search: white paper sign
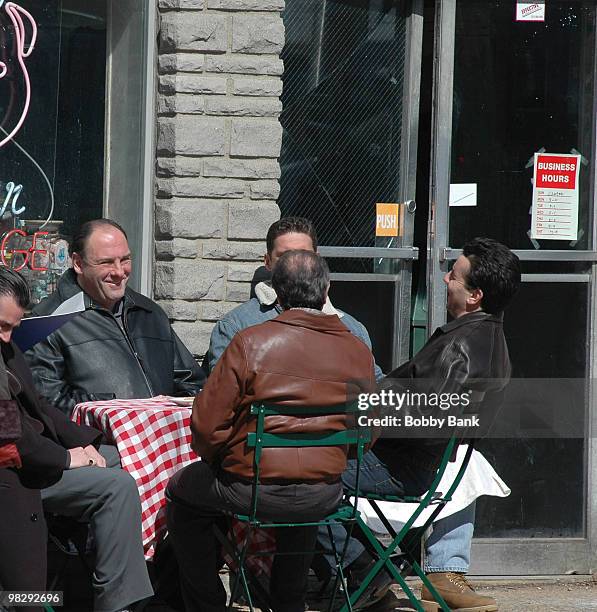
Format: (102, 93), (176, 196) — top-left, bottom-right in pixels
(531, 152), (580, 241)
(449, 183), (477, 207)
(516, 2), (545, 22)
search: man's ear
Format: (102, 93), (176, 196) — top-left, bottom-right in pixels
(72, 253), (84, 275)
(264, 252), (272, 271)
(467, 287), (483, 309)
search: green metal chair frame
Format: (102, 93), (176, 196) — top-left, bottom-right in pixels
(222, 401), (371, 612)
(342, 437), (476, 612)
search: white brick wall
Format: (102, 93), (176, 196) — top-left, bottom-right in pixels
(155, 0), (284, 356)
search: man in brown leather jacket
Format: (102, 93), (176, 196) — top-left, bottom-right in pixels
(166, 250), (376, 612)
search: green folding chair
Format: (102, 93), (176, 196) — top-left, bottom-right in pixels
(218, 401), (371, 612)
(342, 437), (476, 612)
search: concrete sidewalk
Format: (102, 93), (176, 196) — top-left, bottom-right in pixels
(143, 573), (597, 611)
(219, 574), (597, 611)
(377, 577), (597, 611)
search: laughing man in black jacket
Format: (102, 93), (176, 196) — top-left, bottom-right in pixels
(26, 219), (205, 415)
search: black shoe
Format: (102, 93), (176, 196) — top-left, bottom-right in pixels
(348, 553), (411, 610)
(348, 563), (393, 610)
(311, 552), (333, 585)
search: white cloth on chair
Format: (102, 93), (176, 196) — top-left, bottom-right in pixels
(353, 446), (510, 534)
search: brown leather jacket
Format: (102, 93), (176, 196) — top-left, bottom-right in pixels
(192, 309), (376, 482)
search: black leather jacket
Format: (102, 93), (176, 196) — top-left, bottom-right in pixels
(392, 311), (511, 392)
(25, 270), (206, 415)
(373, 311), (511, 493)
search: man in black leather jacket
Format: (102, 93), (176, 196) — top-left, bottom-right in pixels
(318, 237), (521, 611)
(25, 219), (205, 415)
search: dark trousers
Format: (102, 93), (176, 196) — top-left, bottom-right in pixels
(166, 461), (342, 612)
(41, 445), (153, 612)
(0, 468), (46, 612)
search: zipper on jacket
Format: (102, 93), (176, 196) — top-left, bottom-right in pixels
(93, 304), (155, 396)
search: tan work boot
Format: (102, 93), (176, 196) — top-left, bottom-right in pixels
(420, 572), (498, 611)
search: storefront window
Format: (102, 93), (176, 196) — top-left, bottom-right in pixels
(449, 1), (596, 250)
(0, 0), (154, 301)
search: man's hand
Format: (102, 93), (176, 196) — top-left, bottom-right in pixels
(84, 445), (106, 468)
(68, 447), (94, 469)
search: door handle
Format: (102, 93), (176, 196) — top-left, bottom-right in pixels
(405, 199), (416, 213)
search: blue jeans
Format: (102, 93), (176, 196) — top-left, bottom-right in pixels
(317, 451), (475, 574)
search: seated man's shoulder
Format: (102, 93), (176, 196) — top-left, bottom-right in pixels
(335, 309), (371, 343)
(127, 288), (166, 316)
(218, 297), (277, 331)
(337, 309), (366, 331)
(453, 314), (502, 344)
(343, 328), (377, 362)
(31, 269), (83, 316)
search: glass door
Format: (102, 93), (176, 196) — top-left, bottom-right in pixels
(279, 0), (424, 371)
(428, 0), (597, 574)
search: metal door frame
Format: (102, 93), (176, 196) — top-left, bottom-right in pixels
(428, 0), (597, 575)
(105, 0), (157, 296)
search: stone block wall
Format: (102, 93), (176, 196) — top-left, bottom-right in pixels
(154, 0), (284, 356)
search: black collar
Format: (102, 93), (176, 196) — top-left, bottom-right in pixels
(439, 311), (503, 334)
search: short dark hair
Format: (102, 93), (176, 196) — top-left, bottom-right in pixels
(70, 219), (128, 258)
(0, 267), (30, 309)
(462, 237), (521, 314)
(272, 250), (329, 311)
(266, 217), (318, 254)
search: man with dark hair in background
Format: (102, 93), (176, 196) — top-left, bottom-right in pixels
(206, 216), (382, 380)
(26, 218), (205, 415)
(0, 267), (153, 612)
(167, 250), (376, 612)
(318, 237), (521, 611)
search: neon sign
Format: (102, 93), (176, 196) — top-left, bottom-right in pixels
(1, 181), (25, 215)
(0, 1), (37, 148)
(1, 229), (48, 271)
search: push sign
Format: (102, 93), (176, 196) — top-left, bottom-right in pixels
(375, 203), (402, 237)
(531, 153), (580, 241)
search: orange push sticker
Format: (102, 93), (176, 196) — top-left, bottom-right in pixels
(376, 203), (401, 237)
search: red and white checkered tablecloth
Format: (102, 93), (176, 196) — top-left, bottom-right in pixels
(72, 397), (275, 575)
(73, 396), (197, 559)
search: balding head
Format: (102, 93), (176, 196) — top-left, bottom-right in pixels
(271, 250), (329, 311)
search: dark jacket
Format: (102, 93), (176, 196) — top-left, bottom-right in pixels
(373, 311), (511, 490)
(26, 269), (206, 415)
(2, 341), (101, 489)
(193, 309), (376, 483)
(0, 344), (99, 598)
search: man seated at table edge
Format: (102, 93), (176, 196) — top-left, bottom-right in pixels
(166, 250), (376, 612)
(26, 218), (205, 415)
(0, 266), (153, 612)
